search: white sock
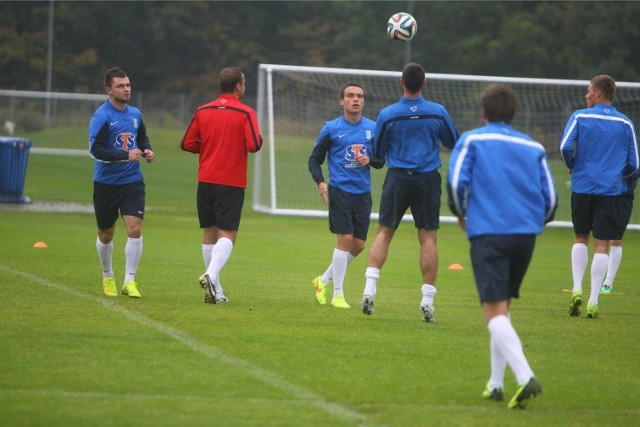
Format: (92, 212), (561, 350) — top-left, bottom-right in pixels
(321, 252), (356, 284)
(571, 243), (588, 293)
(205, 237), (233, 284)
(96, 237), (114, 278)
(124, 237), (143, 284)
(364, 267), (380, 296)
(421, 284), (436, 304)
(589, 253), (608, 305)
(604, 246), (622, 287)
(489, 333), (507, 389)
(487, 315), (534, 385)
(332, 249), (349, 297)
(203, 243), (224, 294)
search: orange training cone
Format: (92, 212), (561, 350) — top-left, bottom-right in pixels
(33, 241), (48, 248)
(448, 263), (464, 270)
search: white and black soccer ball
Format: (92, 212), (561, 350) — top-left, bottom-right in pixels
(387, 12), (417, 42)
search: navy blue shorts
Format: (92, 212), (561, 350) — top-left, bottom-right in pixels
(469, 234), (536, 303)
(328, 186), (372, 241)
(378, 168), (441, 230)
(93, 180), (146, 230)
(197, 182), (245, 231)
(571, 192), (627, 240)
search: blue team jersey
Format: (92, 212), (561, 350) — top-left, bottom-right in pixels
(308, 115), (377, 195)
(89, 100), (151, 185)
(560, 104), (639, 195)
(374, 96), (458, 172)
(448, 123), (557, 238)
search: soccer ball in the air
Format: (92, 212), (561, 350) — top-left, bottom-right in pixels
(387, 12), (417, 42)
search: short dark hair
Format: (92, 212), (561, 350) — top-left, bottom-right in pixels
(590, 74), (616, 101)
(104, 67), (127, 88)
(481, 83), (517, 123)
(401, 62), (426, 94)
(340, 83), (364, 99)
(218, 67), (244, 93)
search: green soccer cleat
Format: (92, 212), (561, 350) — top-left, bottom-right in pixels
(122, 281), (141, 298)
(586, 302), (599, 318)
(508, 377), (542, 409)
(103, 277), (117, 297)
(600, 284), (612, 294)
(360, 294), (375, 315)
(312, 276), (327, 305)
(569, 290), (583, 317)
(482, 383), (504, 401)
(330, 294), (351, 308)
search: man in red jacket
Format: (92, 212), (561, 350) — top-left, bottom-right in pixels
(181, 67), (263, 304)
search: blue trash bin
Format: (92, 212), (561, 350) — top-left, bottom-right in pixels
(0, 137), (31, 203)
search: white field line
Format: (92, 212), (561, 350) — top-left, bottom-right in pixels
(0, 264), (374, 427)
(30, 147), (88, 156)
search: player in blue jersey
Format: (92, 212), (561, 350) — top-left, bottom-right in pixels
(448, 83), (557, 409)
(560, 74), (639, 318)
(89, 67), (155, 298)
(359, 63), (458, 321)
(308, 83), (383, 308)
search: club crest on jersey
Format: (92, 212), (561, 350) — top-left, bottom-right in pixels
(410, 106), (418, 112)
(114, 132), (137, 151)
(365, 130), (372, 140)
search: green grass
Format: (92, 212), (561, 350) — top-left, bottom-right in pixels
(1, 129), (639, 426)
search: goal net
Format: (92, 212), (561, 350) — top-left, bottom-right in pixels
(254, 64), (640, 229)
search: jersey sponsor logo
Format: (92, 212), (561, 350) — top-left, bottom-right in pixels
(114, 132), (137, 151)
(345, 144), (367, 168)
(110, 121), (118, 126)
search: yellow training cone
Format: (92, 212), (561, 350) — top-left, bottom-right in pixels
(448, 263), (464, 270)
(33, 241), (48, 248)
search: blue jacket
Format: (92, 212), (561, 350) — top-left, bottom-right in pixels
(308, 115), (382, 194)
(89, 100), (151, 185)
(448, 123), (557, 238)
(374, 96), (458, 173)
(560, 104), (638, 195)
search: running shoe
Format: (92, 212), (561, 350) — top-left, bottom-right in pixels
(569, 290), (583, 317)
(312, 276), (327, 305)
(103, 277), (117, 297)
(122, 281), (141, 298)
(330, 294), (350, 308)
(507, 377), (542, 409)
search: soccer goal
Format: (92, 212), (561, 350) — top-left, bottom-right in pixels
(254, 63), (640, 229)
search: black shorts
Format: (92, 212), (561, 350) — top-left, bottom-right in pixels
(378, 168), (441, 230)
(470, 234), (536, 303)
(571, 192), (627, 240)
(93, 180), (146, 230)
(328, 186), (372, 241)
(197, 182), (245, 231)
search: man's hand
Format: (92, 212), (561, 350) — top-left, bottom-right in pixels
(318, 182), (328, 206)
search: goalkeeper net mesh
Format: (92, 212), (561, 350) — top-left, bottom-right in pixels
(253, 64), (640, 228)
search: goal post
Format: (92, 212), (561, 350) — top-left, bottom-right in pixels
(253, 63), (640, 229)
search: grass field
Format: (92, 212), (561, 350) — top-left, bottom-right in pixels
(1, 129), (639, 426)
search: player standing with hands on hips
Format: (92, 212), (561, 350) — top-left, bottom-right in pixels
(560, 74), (638, 318)
(181, 67), (263, 304)
(448, 83), (557, 409)
(89, 66), (155, 298)
(308, 83), (383, 308)
(360, 62), (458, 321)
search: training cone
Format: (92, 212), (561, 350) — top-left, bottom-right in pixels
(33, 241), (48, 248)
(448, 263), (463, 270)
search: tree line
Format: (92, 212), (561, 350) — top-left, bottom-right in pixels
(1, 1), (639, 100)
